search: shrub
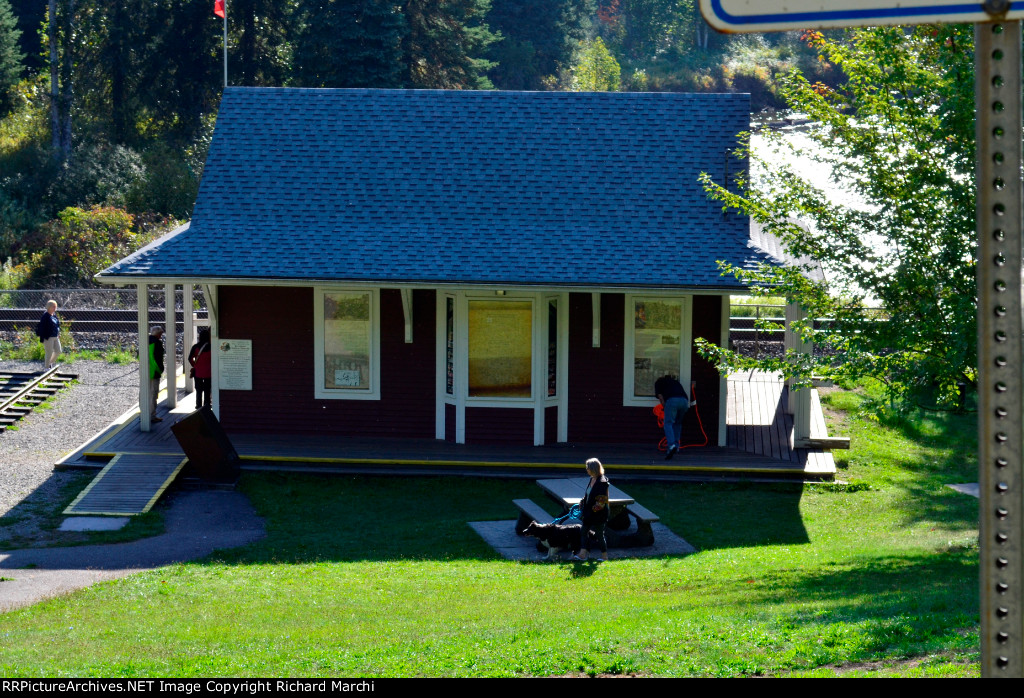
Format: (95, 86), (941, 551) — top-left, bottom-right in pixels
(45, 142), (146, 212)
(23, 206), (139, 287)
(124, 144), (199, 219)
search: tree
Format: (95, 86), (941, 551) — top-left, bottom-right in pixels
(486, 0), (591, 90)
(0, 0), (21, 113)
(47, 0), (72, 160)
(293, 0), (407, 88)
(23, 205), (143, 286)
(72, 0), (153, 145)
(700, 25), (977, 411)
(8, 0), (44, 73)
(133, 1), (222, 145)
(402, 0), (496, 89)
(230, 0), (297, 87)
(571, 35), (620, 91)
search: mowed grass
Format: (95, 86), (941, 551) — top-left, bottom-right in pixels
(0, 385), (980, 677)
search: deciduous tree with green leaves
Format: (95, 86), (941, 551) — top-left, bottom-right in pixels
(571, 35), (620, 91)
(700, 25), (977, 412)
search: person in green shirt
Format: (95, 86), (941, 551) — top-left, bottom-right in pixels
(148, 326), (165, 422)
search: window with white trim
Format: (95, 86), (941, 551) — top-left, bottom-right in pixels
(315, 288), (380, 400)
(624, 295), (691, 405)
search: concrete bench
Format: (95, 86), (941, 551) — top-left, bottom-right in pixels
(513, 498), (555, 534)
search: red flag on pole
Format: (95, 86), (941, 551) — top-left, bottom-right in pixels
(214, 0), (225, 18)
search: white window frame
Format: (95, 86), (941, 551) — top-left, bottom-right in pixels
(314, 287), (381, 401)
(623, 294), (692, 407)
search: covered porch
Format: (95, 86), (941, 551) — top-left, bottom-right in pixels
(58, 371), (837, 482)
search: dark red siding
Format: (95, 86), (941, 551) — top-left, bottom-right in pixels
(218, 286), (436, 437)
(689, 295), (723, 447)
(544, 405), (558, 445)
(566, 293), (722, 446)
(215, 286), (721, 447)
(464, 407), (533, 444)
(444, 402), (456, 441)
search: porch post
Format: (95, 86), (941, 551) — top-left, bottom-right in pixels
(786, 301), (812, 442)
(164, 283), (177, 409)
(718, 294), (729, 447)
(557, 291), (569, 443)
(533, 294), (544, 446)
(204, 284), (221, 420)
(138, 284), (150, 432)
(183, 283), (194, 395)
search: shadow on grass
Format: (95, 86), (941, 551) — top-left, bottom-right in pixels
(210, 473), (810, 565)
(820, 388), (980, 532)
(0, 470), (164, 550)
(625, 479), (810, 551)
(749, 550), (979, 659)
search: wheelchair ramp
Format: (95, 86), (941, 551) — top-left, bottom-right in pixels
(64, 454), (188, 516)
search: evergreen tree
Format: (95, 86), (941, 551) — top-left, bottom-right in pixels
(135, 0), (222, 144)
(487, 0), (591, 90)
(293, 0), (407, 88)
(8, 0), (42, 73)
(73, 0), (152, 144)
(0, 0), (22, 112)
(402, 0), (496, 89)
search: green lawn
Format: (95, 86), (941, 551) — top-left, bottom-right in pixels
(0, 385), (980, 677)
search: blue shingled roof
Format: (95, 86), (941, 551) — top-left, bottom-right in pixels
(99, 87), (765, 288)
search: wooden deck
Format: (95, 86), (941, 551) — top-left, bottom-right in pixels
(726, 371), (835, 478)
(57, 372), (836, 482)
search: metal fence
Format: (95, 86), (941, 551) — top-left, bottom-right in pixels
(0, 287), (208, 356)
(0, 292), (873, 357)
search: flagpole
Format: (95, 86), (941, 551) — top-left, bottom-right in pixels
(222, 0), (228, 88)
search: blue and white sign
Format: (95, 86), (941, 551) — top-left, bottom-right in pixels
(700, 0), (1024, 33)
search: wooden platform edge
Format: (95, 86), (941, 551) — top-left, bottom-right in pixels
(140, 457), (189, 513)
(56, 371), (186, 467)
(794, 436), (851, 450)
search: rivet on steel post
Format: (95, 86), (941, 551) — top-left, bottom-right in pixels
(976, 19), (1024, 678)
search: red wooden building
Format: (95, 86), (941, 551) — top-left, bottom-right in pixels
(98, 88), (772, 450)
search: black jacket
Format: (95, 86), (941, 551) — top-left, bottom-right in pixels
(581, 475), (610, 525)
(36, 312), (59, 340)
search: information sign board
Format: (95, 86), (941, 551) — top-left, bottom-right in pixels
(700, 0), (1024, 32)
(217, 338), (252, 391)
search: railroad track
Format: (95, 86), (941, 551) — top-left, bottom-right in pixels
(0, 367), (79, 429)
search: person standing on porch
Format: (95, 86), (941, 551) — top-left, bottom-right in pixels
(573, 458), (610, 563)
(148, 326), (165, 423)
(188, 328), (212, 411)
(655, 374), (690, 460)
(36, 300), (61, 369)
